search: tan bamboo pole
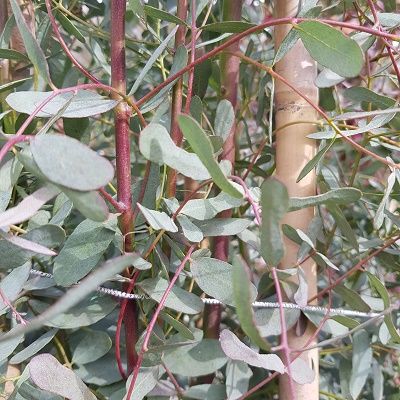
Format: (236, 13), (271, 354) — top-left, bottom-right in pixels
(203, 0), (243, 341)
(274, 1), (319, 399)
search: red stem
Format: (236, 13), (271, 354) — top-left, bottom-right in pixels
(115, 271), (140, 379)
(166, 0), (188, 198)
(229, 175), (261, 225)
(126, 245), (196, 398)
(110, 0), (137, 372)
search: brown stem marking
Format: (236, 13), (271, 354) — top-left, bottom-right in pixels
(110, 0), (137, 372)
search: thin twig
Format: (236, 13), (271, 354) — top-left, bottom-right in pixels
(271, 267), (295, 400)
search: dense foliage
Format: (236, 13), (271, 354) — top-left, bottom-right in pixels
(0, 0), (400, 399)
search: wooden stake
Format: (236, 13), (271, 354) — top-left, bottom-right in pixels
(274, 1), (319, 399)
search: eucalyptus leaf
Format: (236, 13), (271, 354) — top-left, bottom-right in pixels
(138, 277), (204, 315)
(123, 367), (159, 400)
(192, 257), (257, 306)
(0, 254), (135, 339)
(0, 231), (56, 256)
(289, 188), (362, 211)
(128, 27), (178, 95)
(144, 5), (188, 26)
(28, 354), (96, 400)
(9, 329), (58, 364)
(137, 203), (178, 232)
(53, 218), (116, 286)
(71, 330), (112, 365)
(215, 100), (235, 141)
(260, 178), (289, 266)
(194, 218), (251, 236)
(367, 273), (400, 343)
(220, 330), (284, 372)
(0, 157), (23, 212)
(178, 115), (242, 198)
(6, 90), (118, 118)
(9, 0), (51, 84)
(232, 257), (268, 350)
(31, 134), (114, 192)
(180, 191), (242, 220)
(176, 214), (203, 242)
(308, 111), (396, 139)
(296, 21), (364, 78)
(0, 263), (31, 311)
(225, 360), (253, 400)
(139, 123), (210, 181)
(0, 225), (65, 270)
(0, 184), (60, 229)
(349, 330), (372, 399)
(0, 327), (23, 362)
(334, 285), (371, 313)
(163, 339), (227, 377)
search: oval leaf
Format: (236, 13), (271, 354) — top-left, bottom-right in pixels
(296, 21), (364, 78)
(31, 134), (114, 191)
(220, 330), (284, 373)
(6, 90), (118, 118)
(139, 123), (210, 181)
(29, 353), (96, 400)
(261, 178), (289, 266)
(138, 277), (204, 315)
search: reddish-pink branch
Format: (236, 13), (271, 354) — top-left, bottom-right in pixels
(126, 245), (196, 398)
(310, 234), (400, 302)
(234, 51), (400, 171)
(184, 0), (197, 114)
(366, 0), (400, 84)
(0, 135), (31, 165)
(0, 289), (27, 325)
(135, 17), (400, 108)
(44, 0), (100, 84)
(99, 188), (127, 213)
(229, 175), (261, 225)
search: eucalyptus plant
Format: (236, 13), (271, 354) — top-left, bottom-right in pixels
(0, 1), (400, 399)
